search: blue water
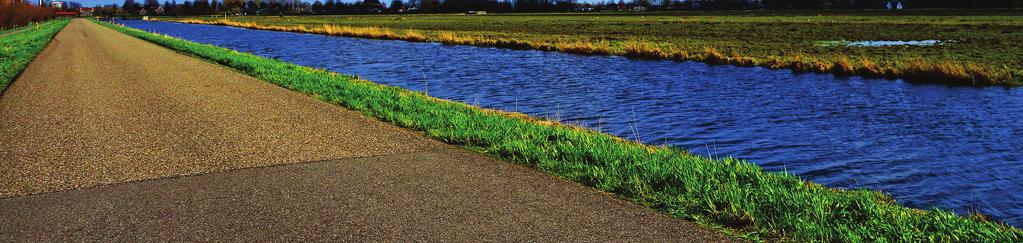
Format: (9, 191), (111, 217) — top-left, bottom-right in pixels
(118, 20), (1023, 226)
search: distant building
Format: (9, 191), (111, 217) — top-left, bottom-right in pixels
(886, 0), (904, 10)
(48, 0), (61, 8)
(79, 7), (94, 16)
(363, 0), (385, 13)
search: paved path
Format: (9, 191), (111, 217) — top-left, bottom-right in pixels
(0, 19), (737, 241)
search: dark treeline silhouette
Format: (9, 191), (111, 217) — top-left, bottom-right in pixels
(760, 0), (1019, 9)
(101, 0), (1022, 16)
(99, 0), (383, 16)
(1, 2), (56, 29)
(61, 1), (85, 9)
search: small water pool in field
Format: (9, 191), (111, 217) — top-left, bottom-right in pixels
(119, 20), (1023, 226)
(817, 40), (944, 47)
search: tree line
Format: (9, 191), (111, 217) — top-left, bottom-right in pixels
(1, 2), (56, 29)
(90, 0), (1021, 16)
(759, 0), (1019, 9)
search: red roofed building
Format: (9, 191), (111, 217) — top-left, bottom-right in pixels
(79, 7), (94, 16)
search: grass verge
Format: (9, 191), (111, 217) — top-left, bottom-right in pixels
(165, 14), (1021, 87)
(0, 19), (68, 93)
(94, 19), (1023, 241)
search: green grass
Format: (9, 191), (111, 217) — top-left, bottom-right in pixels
(1, 21), (52, 36)
(0, 19), (69, 93)
(0, 26), (26, 36)
(160, 10), (1023, 86)
(95, 19), (1023, 241)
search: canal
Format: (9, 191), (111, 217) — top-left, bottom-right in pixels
(120, 20), (1023, 226)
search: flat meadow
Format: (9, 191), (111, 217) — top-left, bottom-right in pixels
(164, 10), (1023, 86)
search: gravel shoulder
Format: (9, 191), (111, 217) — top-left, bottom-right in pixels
(0, 19), (737, 241)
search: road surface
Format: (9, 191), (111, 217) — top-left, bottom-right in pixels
(0, 19), (737, 241)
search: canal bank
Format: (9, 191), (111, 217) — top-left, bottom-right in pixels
(0, 19), (736, 241)
(90, 19), (1022, 241)
(119, 19), (1023, 227)
(166, 16), (1020, 87)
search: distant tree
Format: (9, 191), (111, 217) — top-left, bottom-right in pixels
(95, 4), (121, 16)
(658, 0), (670, 9)
(123, 0), (140, 14)
(222, 0), (243, 14)
(389, 0), (403, 11)
(213, 0), (221, 14)
(144, 0), (160, 12)
(243, 0), (257, 14)
(497, 0), (512, 11)
(420, 0), (439, 11)
(162, 1), (174, 13)
(324, 0), (336, 13)
(181, 1), (193, 14)
(171, 2), (188, 14)
(312, 0), (324, 13)
(554, 0), (573, 11)
(0, 2), (56, 29)
(124, 0), (1023, 15)
(193, 0), (209, 14)
(63, 1), (83, 10)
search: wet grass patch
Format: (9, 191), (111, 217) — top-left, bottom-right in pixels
(95, 19), (1023, 242)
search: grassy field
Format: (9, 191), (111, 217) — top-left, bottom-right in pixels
(96, 19), (1023, 241)
(161, 10), (1023, 86)
(0, 19), (68, 93)
(0, 25), (27, 36)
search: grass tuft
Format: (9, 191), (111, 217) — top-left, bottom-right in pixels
(833, 57), (855, 75)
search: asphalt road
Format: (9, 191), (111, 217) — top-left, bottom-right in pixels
(0, 19), (737, 241)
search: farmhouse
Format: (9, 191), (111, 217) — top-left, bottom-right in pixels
(363, 0), (385, 13)
(79, 7), (94, 17)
